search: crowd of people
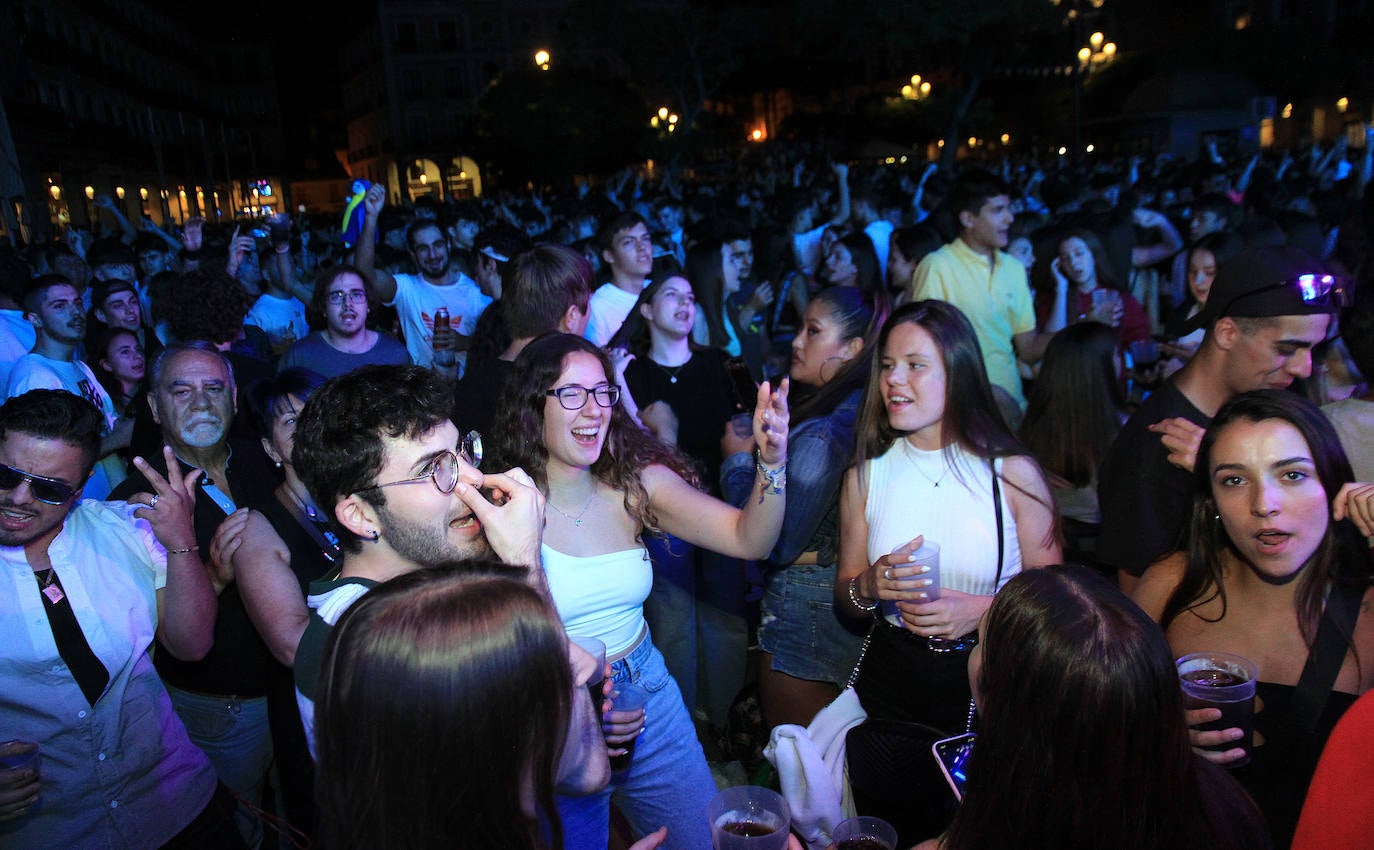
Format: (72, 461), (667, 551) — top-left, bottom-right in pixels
(1, 136), (1374, 850)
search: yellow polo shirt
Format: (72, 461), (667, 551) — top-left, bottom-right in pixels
(907, 238), (1035, 407)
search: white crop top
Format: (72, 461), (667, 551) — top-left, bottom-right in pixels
(541, 544), (653, 657)
(864, 440), (1021, 596)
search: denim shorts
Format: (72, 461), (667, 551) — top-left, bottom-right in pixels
(557, 630), (716, 850)
(757, 563), (866, 688)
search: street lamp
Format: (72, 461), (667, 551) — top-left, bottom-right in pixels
(534, 49), (550, 71)
(900, 74), (933, 101)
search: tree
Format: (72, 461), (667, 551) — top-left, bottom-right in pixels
(476, 67), (648, 186)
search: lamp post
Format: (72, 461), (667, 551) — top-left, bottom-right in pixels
(534, 49), (551, 71)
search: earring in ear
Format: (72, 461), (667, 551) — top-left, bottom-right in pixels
(370, 530), (381, 542)
(274, 460), (282, 469)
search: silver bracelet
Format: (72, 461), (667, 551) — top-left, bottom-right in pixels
(754, 451), (786, 503)
(847, 577), (877, 613)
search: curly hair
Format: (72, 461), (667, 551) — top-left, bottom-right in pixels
(164, 269), (254, 344)
(491, 333), (699, 534)
(293, 365), (454, 553)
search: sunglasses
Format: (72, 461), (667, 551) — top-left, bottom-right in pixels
(1217, 273), (1351, 318)
(0, 463), (78, 505)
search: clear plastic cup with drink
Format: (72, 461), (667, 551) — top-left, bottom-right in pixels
(880, 540), (941, 629)
(833, 815), (898, 850)
(1177, 651), (1258, 767)
(707, 785), (791, 850)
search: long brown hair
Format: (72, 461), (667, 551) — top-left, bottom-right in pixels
(1162, 391), (1373, 645)
(1019, 322), (1123, 488)
(492, 333), (700, 533)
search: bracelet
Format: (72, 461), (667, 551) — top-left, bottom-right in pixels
(166, 545), (199, 555)
(847, 577), (877, 613)
(754, 450), (786, 503)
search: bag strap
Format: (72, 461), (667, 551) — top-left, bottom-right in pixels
(1290, 580), (1363, 738)
(991, 459), (1005, 590)
(845, 622), (877, 691)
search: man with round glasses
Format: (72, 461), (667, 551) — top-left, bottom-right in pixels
(278, 265), (407, 380)
(1100, 245), (1345, 592)
(0, 390), (244, 848)
(283, 365), (585, 768)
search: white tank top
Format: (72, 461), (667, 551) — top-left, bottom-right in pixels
(864, 440), (1021, 595)
(541, 544), (653, 656)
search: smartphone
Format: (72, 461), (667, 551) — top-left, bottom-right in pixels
(932, 732), (976, 801)
(726, 356), (758, 412)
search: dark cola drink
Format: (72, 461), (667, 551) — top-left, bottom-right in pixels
(837, 838), (892, 850)
(586, 677), (604, 713)
(721, 821), (776, 837)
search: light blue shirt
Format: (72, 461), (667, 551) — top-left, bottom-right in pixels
(0, 500), (218, 849)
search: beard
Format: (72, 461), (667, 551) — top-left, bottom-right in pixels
(374, 500), (491, 567)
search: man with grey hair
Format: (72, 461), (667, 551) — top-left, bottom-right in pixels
(111, 341), (279, 848)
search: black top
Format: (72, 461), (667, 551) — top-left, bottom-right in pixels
(111, 438), (281, 696)
(452, 356), (514, 440)
(624, 348), (739, 491)
(1097, 380), (1209, 577)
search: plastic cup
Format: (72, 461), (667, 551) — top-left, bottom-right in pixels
(0, 740), (39, 772)
(1177, 651), (1258, 767)
(707, 785), (791, 850)
(1091, 288), (1122, 324)
(880, 540), (941, 628)
(608, 682), (648, 772)
(569, 636), (607, 711)
(833, 816), (898, 850)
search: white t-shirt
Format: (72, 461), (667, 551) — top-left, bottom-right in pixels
(245, 293), (309, 350)
(792, 226), (826, 276)
(0, 310), (37, 392)
(5, 353), (124, 498)
(584, 281), (646, 347)
(387, 272), (492, 369)
(865, 219), (895, 275)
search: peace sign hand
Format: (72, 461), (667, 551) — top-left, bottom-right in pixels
(130, 446), (200, 553)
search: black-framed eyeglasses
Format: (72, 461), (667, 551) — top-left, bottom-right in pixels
(1218, 273), (1352, 318)
(352, 431), (482, 496)
(0, 463), (77, 505)
(326, 289), (369, 306)
(546, 383), (621, 411)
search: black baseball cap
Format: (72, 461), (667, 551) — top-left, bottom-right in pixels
(1182, 245), (1348, 333)
(91, 277), (137, 307)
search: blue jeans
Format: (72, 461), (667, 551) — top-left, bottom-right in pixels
(758, 562), (865, 688)
(166, 687), (273, 849)
(557, 632), (716, 850)
(642, 535), (748, 729)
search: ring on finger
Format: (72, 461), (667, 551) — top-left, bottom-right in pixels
(884, 567), (893, 580)
(149, 494), (159, 509)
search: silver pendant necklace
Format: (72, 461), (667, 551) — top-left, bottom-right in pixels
(548, 492), (596, 527)
(906, 444), (950, 488)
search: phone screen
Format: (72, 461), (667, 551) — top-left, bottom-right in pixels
(727, 357), (758, 412)
(932, 732), (976, 801)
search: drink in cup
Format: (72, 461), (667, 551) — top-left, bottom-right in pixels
(569, 636), (607, 712)
(707, 785), (791, 850)
(1091, 288), (1122, 325)
(881, 540), (941, 629)
(608, 682), (648, 772)
(0, 741), (39, 772)
(833, 816), (897, 850)
(1177, 651), (1258, 767)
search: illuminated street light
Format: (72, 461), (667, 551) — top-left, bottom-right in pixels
(919, 81), (931, 96)
(49, 185), (61, 200)
(658, 107), (669, 121)
(534, 49), (551, 70)
(668, 114), (678, 125)
(1001, 133), (1011, 144)
(1089, 31), (1104, 50)
(85, 185), (95, 200)
(1282, 103), (1294, 119)
(116, 186), (125, 199)
(1337, 97), (1350, 113)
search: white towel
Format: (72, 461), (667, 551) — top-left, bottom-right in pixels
(764, 687), (867, 850)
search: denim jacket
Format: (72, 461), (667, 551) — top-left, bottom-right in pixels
(721, 388), (861, 566)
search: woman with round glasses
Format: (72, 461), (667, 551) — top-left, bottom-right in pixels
(278, 265), (408, 380)
(493, 332), (789, 850)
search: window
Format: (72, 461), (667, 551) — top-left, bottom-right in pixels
(402, 67), (423, 99)
(394, 20), (417, 53)
(408, 114), (430, 144)
(437, 20), (458, 51)
(442, 65), (465, 98)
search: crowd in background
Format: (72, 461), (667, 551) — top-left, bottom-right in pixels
(2, 134), (1374, 850)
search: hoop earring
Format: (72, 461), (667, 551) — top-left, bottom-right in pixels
(819, 355), (847, 384)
